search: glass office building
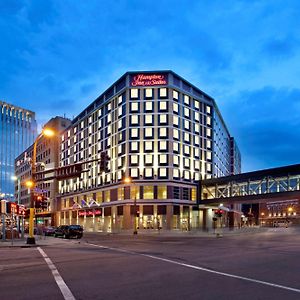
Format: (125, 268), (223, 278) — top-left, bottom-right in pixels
(58, 71), (241, 231)
(0, 101), (37, 198)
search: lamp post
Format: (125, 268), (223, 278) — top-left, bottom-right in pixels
(123, 177), (138, 235)
(26, 128), (55, 245)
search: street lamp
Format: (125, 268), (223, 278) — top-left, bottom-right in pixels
(123, 177), (138, 235)
(26, 127), (55, 245)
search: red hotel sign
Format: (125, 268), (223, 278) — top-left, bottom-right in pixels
(130, 74), (167, 87)
(78, 209), (102, 217)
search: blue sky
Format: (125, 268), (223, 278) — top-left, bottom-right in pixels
(1, 0), (300, 172)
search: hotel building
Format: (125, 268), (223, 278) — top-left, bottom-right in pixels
(58, 71), (241, 232)
(0, 101), (37, 199)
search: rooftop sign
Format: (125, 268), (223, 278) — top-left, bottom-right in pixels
(130, 74), (168, 87)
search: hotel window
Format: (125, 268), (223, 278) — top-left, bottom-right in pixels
(173, 90), (179, 100)
(195, 136), (200, 146)
(145, 88), (153, 98)
(98, 109), (102, 118)
(173, 155), (179, 166)
(130, 102), (139, 112)
(184, 132), (190, 143)
(184, 120), (190, 130)
(131, 186), (140, 200)
(130, 141), (139, 152)
(145, 101), (153, 112)
(144, 141), (153, 152)
(157, 186), (167, 199)
(194, 148), (200, 158)
(206, 105), (211, 114)
(184, 95), (190, 105)
(159, 101), (167, 111)
(173, 142), (179, 153)
(104, 190), (110, 202)
(107, 103), (111, 112)
(184, 170), (190, 180)
(159, 141), (167, 151)
(159, 168), (167, 178)
(144, 127), (153, 139)
(195, 173), (200, 181)
(194, 100), (200, 110)
(118, 106), (123, 117)
(145, 168), (153, 178)
(207, 163), (212, 172)
(159, 114), (167, 124)
(80, 121), (84, 129)
(184, 158), (190, 168)
(118, 157), (123, 168)
(145, 154), (153, 165)
(173, 129), (179, 140)
(195, 123), (200, 134)
(206, 116), (211, 126)
(195, 112), (200, 122)
(96, 192), (103, 203)
(159, 154), (167, 165)
(184, 145), (190, 155)
(131, 88), (139, 99)
(145, 114), (153, 125)
(130, 128), (139, 139)
(118, 119), (123, 130)
(195, 160), (200, 170)
(207, 151), (212, 160)
(130, 168), (139, 178)
(130, 115), (139, 125)
(159, 88), (167, 98)
(173, 115), (179, 127)
(118, 188), (125, 200)
(130, 155), (138, 165)
(184, 107), (190, 118)
(107, 113), (111, 124)
(173, 169), (180, 179)
(173, 102), (179, 114)
(206, 139), (212, 149)
(206, 128), (212, 137)
(118, 95), (123, 105)
(143, 186), (154, 199)
(159, 127), (167, 138)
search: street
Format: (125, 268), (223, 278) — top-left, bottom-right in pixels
(0, 227), (300, 300)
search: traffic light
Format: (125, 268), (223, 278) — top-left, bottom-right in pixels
(100, 151), (110, 172)
(35, 195), (42, 209)
(215, 209), (224, 218)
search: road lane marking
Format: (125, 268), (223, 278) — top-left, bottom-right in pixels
(37, 247), (76, 300)
(87, 243), (300, 294)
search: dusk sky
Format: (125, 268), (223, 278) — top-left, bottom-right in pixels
(1, 0), (300, 172)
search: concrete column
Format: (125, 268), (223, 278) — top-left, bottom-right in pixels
(166, 205), (173, 230)
(111, 206), (117, 232)
(123, 205), (131, 230)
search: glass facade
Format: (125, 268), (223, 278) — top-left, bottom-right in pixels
(0, 101), (37, 198)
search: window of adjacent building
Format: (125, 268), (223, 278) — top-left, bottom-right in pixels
(145, 88), (153, 98)
(184, 120), (190, 130)
(159, 101), (167, 111)
(130, 168), (139, 178)
(184, 107), (190, 118)
(130, 102), (139, 112)
(195, 112), (200, 122)
(107, 103), (112, 111)
(184, 132), (190, 143)
(184, 171), (190, 180)
(145, 154), (153, 165)
(195, 160), (200, 170)
(145, 168), (153, 178)
(130, 155), (138, 165)
(118, 120), (123, 130)
(173, 129), (179, 140)
(173, 115), (179, 127)
(118, 95), (123, 105)
(194, 100), (200, 109)
(159, 168), (167, 178)
(207, 163), (212, 172)
(184, 145), (190, 155)
(130, 128), (139, 138)
(159, 154), (167, 164)
(173, 102), (179, 114)
(159, 127), (167, 138)
(130, 115), (139, 125)
(159, 141), (167, 151)
(159, 88), (167, 98)
(131, 142), (139, 151)
(184, 158), (190, 168)
(143, 186), (154, 199)
(195, 136), (200, 146)
(173, 169), (180, 179)
(130, 186), (140, 200)
(145, 114), (153, 125)
(145, 101), (153, 112)
(145, 128), (153, 138)
(184, 95), (190, 105)
(173, 90), (179, 100)
(131, 89), (138, 99)
(145, 141), (153, 151)
(206, 116), (211, 126)
(206, 128), (212, 137)
(118, 188), (125, 200)
(107, 113), (111, 124)
(159, 114), (167, 124)
(195, 123), (200, 134)
(157, 186), (167, 199)
(206, 105), (211, 114)
(206, 139), (211, 149)
(173, 142), (179, 153)
(104, 190), (110, 202)
(173, 155), (179, 166)
(207, 151), (212, 160)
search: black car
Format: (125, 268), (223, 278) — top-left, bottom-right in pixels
(54, 225), (83, 239)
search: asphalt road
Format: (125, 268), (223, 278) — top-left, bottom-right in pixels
(0, 227), (300, 300)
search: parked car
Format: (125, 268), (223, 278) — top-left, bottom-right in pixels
(54, 225), (83, 239)
(43, 226), (56, 236)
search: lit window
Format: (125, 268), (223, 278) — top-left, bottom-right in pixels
(104, 190), (110, 202)
(195, 123), (200, 133)
(118, 120), (123, 129)
(98, 109), (102, 117)
(130, 186), (140, 199)
(173, 115), (179, 126)
(184, 107), (190, 117)
(195, 136), (200, 146)
(145, 101), (153, 111)
(159, 101), (167, 111)
(160, 88), (167, 97)
(173, 169), (179, 178)
(184, 132), (190, 142)
(145, 141), (153, 151)
(184, 170), (190, 180)
(173, 103), (179, 113)
(194, 148), (200, 158)
(118, 157), (122, 167)
(131, 142), (139, 151)
(207, 151), (212, 160)
(130, 168), (139, 178)
(206, 128), (211, 137)
(159, 154), (167, 164)
(118, 95), (123, 104)
(184, 158), (190, 168)
(145, 128), (153, 138)
(184, 95), (190, 105)
(159, 141), (167, 151)
(207, 140), (211, 149)
(173, 155), (179, 166)
(184, 120), (190, 130)
(118, 144), (122, 154)
(145, 115), (153, 125)
(194, 100), (200, 109)
(206, 105), (211, 114)
(195, 173), (200, 181)
(159, 168), (167, 178)
(131, 89), (138, 98)
(159, 127), (167, 138)
(145, 168), (153, 177)
(173, 90), (179, 100)
(191, 188), (197, 201)
(131, 102), (139, 112)
(143, 186), (154, 199)
(206, 116), (211, 126)
(195, 161), (200, 170)
(107, 103), (111, 111)
(130, 155), (138, 164)
(173, 129), (179, 140)
(131, 128), (139, 138)
(145, 88), (153, 98)
(207, 163), (212, 172)
(184, 145), (190, 155)
(107, 114), (111, 123)
(195, 112), (200, 122)
(145, 154), (153, 164)
(159, 114), (167, 124)
(157, 186), (167, 199)
(118, 106), (123, 117)
(131, 115), (139, 125)
(118, 188), (125, 200)
(173, 142), (179, 152)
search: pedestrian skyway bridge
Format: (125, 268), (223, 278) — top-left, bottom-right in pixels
(200, 163), (300, 205)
